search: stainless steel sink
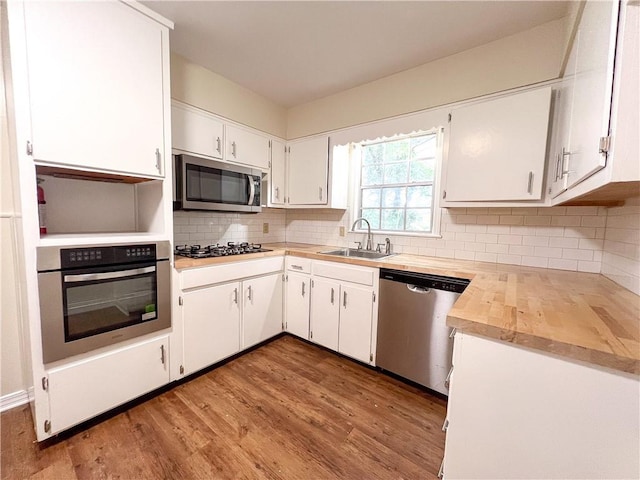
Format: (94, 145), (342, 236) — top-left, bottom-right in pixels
(319, 248), (394, 260)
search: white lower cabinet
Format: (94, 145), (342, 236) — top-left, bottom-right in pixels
(443, 332), (640, 479)
(309, 277), (340, 350)
(285, 272), (311, 339)
(182, 282), (241, 376)
(242, 273), (284, 349)
(310, 260), (378, 364)
(46, 335), (170, 436)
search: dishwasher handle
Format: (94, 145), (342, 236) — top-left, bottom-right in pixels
(407, 284), (431, 294)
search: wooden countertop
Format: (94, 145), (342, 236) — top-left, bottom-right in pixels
(174, 242), (640, 375)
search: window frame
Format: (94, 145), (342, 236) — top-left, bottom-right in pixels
(351, 128), (443, 238)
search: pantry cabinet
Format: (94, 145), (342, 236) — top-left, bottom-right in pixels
(442, 332), (640, 479)
(19, 0), (171, 178)
(442, 87), (551, 203)
(171, 102), (224, 160)
(242, 272), (284, 349)
(287, 136), (330, 205)
(46, 335), (170, 437)
(225, 124), (271, 171)
(181, 282), (241, 376)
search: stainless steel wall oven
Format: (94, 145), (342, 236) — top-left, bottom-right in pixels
(37, 241), (171, 363)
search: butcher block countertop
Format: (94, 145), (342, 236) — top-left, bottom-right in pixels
(175, 242), (640, 375)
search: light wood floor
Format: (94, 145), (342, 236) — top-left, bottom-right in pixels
(1, 335), (447, 479)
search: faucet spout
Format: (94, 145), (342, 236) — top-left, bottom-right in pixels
(351, 217), (373, 251)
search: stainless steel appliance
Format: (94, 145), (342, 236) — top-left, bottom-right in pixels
(173, 154), (262, 213)
(174, 242), (271, 259)
(377, 268), (469, 395)
(37, 241), (171, 363)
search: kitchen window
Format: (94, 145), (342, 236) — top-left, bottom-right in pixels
(355, 130), (440, 234)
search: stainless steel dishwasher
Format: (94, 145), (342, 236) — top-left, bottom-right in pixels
(376, 268), (469, 395)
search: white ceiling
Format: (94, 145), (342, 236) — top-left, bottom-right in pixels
(144, 1), (570, 108)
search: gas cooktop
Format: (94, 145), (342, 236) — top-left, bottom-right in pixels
(174, 242), (271, 259)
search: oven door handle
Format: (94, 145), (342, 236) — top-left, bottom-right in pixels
(247, 174), (255, 206)
(64, 266), (156, 283)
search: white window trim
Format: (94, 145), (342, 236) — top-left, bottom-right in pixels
(350, 127), (444, 238)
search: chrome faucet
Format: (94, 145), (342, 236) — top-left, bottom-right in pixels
(351, 217), (373, 251)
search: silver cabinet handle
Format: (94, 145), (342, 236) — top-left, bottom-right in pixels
(160, 344), (166, 365)
(561, 147), (573, 176)
(64, 265), (155, 283)
(437, 459), (444, 479)
(527, 171), (534, 194)
(233, 287), (238, 304)
(301, 282), (306, 297)
(232, 141), (237, 158)
(449, 327), (456, 339)
(554, 153), (562, 181)
(330, 287), (334, 305)
(343, 291), (347, 308)
(216, 137), (221, 154)
(247, 285), (252, 301)
(442, 418), (449, 432)
(318, 187), (323, 201)
(155, 148), (161, 174)
(444, 366), (454, 390)
(291, 265), (303, 270)
(275, 186), (280, 200)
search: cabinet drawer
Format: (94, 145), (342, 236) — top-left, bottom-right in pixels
(181, 256), (284, 290)
(312, 260), (375, 286)
(286, 256), (312, 273)
(47, 335), (169, 435)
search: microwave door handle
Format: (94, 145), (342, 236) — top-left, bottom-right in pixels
(247, 174), (255, 206)
(64, 265), (156, 283)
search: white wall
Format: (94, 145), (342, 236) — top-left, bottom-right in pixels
(602, 197), (640, 295)
(1, 2), (26, 399)
(287, 19), (567, 139)
(170, 53), (288, 138)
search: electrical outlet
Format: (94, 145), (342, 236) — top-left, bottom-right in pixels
(339, 226), (345, 237)
(263, 222), (269, 234)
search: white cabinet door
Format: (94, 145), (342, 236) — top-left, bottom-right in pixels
(338, 284), (374, 364)
(285, 272), (310, 339)
(270, 139), (287, 205)
(23, 1), (165, 177)
(242, 273), (283, 348)
(288, 136), (329, 205)
(445, 88), (551, 201)
(309, 277), (340, 350)
(444, 333), (640, 479)
(564, 0), (619, 189)
(225, 125), (270, 171)
(47, 336), (169, 436)
(171, 103), (224, 160)
(182, 282), (241, 376)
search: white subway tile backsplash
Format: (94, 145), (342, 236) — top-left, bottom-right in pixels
(522, 235), (549, 247)
(548, 258), (578, 271)
(508, 245), (535, 256)
(498, 234), (523, 245)
(533, 246), (563, 258)
(476, 215), (500, 225)
(497, 254), (522, 265)
(549, 237), (580, 248)
(486, 243), (510, 254)
(562, 249), (594, 261)
(524, 216), (551, 226)
(521, 256), (549, 268)
(499, 215), (524, 225)
(475, 252), (498, 263)
(551, 216), (581, 227)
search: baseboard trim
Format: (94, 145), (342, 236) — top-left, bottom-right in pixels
(0, 390), (29, 413)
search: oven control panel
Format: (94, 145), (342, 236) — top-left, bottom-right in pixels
(61, 244), (157, 268)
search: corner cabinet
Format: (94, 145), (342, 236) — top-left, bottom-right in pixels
(442, 332), (639, 479)
(442, 87), (552, 204)
(17, 1), (172, 178)
(550, 0), (639, 206)
(287, 136), (330, 205)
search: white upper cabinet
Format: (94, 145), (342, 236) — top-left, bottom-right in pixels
(551, 0), (638, 205)
(443, 87), (551, 203)
(563, 0), (619, 190)
(270, 139), (287, 206)
(225, 124), (271, 171)
(171, 103), (224, 160)
(287, 136), (330, 205)
(22, 1), (169, 178)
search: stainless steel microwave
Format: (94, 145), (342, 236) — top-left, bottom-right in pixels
(173, 154), (262, 213)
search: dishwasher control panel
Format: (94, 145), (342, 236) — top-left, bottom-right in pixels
(379, 269), (470, 293)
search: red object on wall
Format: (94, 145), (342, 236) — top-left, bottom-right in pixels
(37, 178), (47, 234)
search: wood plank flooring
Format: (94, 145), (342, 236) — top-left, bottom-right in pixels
(1, 336), (447, 479)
